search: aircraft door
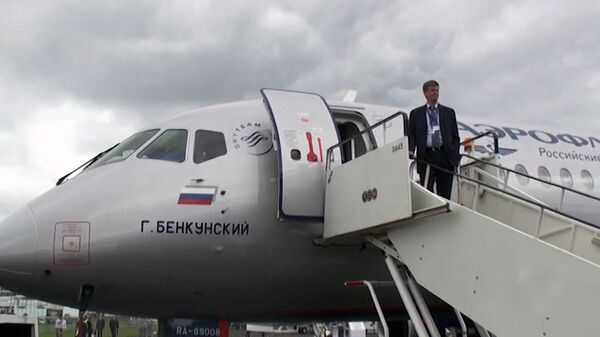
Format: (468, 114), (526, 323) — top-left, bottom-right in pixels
(261, 89), (341, 220)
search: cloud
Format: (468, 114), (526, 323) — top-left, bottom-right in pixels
(0, 100), (139, 219)
(0, 1), (329, 112)
(1, 0), (600, 219)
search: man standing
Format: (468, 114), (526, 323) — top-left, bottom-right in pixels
(109, 316), (120, 337)
(96, 314), (106, 337)
(55, 314), (67, 337)
(408, 80), (460, 199)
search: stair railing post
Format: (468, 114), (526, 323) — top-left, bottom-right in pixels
(362, 281), (389, 337)
(534, 206), (545, 238)
(405, 271), (441, 337)
(384, 256), (430, 337)
(503, 170), (510, 190)
(424, 164), (431, 190)
(453, 308), (467, 337)
(383, 122), (387, 145)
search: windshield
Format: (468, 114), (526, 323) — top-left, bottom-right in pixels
(138, 129), (188, 163)
(87, 129), (159, 169)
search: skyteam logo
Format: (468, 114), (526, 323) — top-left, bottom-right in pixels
(232, 122), (273, 156)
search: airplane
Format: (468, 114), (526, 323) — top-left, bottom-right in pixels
(0, 88), (598, 335)
(456, 115), (600, 224)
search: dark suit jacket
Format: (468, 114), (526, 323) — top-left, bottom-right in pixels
(408, 104), (460, 171)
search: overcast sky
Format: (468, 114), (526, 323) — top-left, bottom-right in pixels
(1, 0), (599, 220)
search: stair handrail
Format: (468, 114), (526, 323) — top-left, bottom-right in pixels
(326, 110), (409, 171)
(461, 131), (499, 154)
(461, 153), (600, 209)
(469, 166), (545, 205)
(413, 156), (600, 231)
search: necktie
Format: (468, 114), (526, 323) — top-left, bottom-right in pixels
(428, 106), (442, 147)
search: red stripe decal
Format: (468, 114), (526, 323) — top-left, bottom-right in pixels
(178, 198), (212, 205)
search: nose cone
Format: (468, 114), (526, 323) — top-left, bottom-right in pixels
(0, 206), (37, 292)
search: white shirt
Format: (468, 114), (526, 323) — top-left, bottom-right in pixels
(55, 318), (67, 329)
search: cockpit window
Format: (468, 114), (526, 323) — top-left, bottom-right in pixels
(138, 129), (188, 163)
(194, 130), (227, 164)
(89, 129), (159, 168)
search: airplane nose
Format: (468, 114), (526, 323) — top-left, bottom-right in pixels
(0, 205), (37, 292)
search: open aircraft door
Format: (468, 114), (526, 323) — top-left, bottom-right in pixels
(261, 89), (341, 220)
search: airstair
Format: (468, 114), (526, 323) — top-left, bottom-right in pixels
(322, 113), (600, 337)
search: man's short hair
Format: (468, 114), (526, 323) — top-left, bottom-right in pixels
(422, 80), (439, 92)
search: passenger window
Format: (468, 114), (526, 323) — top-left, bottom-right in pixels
(515, 164), (529, 185)
(538, 166), (551, 186)
(89, 129), (159, 168)
(559, 168), (573, 188)
(194, 130), (227, 164)
(138, 129), (188, 163)
(581, 170), (594, 190)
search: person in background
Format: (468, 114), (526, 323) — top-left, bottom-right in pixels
(54, 314), (67, 337)
(75, 314), (86, 337)
(95, 314), (106, 337)
(86, 316), (94, 337)
(408, 80), (460, 199)
(109, 316), (120, 337)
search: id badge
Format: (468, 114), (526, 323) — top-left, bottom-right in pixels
(432, 125), (440, 132)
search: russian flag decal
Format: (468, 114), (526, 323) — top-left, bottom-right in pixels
(178, 185), (218, 205)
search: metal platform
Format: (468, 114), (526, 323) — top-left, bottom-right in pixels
(322, 114), (600, 336)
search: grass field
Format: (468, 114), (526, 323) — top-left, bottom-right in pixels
(38, 319), (157, 337)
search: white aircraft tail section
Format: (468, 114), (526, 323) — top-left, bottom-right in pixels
(342, 90), (358, 103)
(322, 114), (600, 336)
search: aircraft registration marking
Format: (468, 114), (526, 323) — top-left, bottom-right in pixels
(164, 319), (229, 337)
